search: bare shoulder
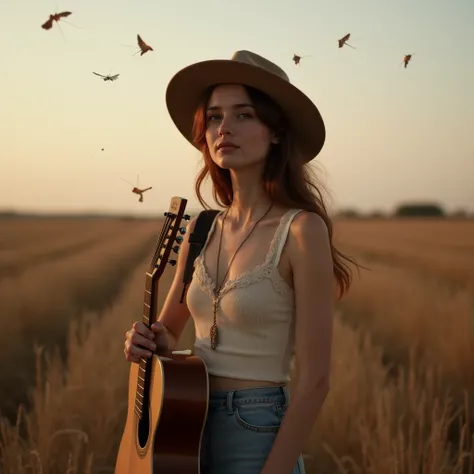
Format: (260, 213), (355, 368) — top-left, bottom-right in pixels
(285, 210), (333, 279)
(288, 211), (331, 253)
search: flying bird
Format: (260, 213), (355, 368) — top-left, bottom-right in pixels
(338, 33), (356, 49)
(292, 53), (312, 65)
(403, 54), (414, 68)
(93, 72), (120, 82)
(41, 11), (72, 30)
(135, 34), (153, 56)
(120, 175), (152, 203)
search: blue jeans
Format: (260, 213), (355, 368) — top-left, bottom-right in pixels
(200, 385), (306, 474)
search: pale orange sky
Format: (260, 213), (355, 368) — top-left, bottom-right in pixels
(1, 0), (473, 216)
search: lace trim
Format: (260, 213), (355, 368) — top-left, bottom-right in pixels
(194, 255), (293, 299)
(193, 209), (298, 300)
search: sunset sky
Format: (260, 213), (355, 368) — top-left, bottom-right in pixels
(1, 0), (473, 216)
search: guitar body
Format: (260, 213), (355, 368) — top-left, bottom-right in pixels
(114, 197), (209, 473)
(115, 352), (209, 474)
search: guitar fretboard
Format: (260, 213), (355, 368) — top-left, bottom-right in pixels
(134, 273), (154, 419)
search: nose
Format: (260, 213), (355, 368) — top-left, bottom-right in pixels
(217, 114), (233, 136)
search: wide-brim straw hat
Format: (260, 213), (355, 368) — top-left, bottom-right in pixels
(165, 50), (326, 163)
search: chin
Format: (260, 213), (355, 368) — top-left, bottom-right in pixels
(214, 152), (265, 171)
(220, 157), (263, 172)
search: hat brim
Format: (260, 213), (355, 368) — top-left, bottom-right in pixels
(165, 59), (326, 162)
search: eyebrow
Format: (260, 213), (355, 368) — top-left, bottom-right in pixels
(206, 103), (254, 111)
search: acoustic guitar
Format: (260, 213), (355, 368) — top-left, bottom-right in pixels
(115, 196), (210, 474)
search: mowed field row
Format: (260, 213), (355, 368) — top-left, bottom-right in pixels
(334, 219), (474, 289)
(0, 217), (473, 473)
(0, 220), (144, 278)
(333, 219), (474, 400)
(0, 217), (164, 421)
(0, 218), (132, 249)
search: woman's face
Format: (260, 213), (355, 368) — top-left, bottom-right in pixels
(205, 84), (279, 171)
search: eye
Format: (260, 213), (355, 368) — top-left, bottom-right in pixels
(238, 112), (253, 119)
(206, 114), (222, 122)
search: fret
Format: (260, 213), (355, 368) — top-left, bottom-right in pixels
(144, 275), (153, 293)
(135, 397), (143, 406)
(138, 375), (145, 383)
(143, 290), (152, 306)
(136, 391), (143, 399)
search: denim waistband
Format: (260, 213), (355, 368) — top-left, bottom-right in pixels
(208, 385), (290, 409)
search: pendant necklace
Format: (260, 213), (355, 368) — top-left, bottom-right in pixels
(210, 202), (274, 350)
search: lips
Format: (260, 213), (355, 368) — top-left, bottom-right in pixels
(217, 142), (239, 151)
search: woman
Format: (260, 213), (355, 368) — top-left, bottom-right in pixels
(124, 50), (358, 474)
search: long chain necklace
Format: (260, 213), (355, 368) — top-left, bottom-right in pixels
(210, 202), (274, 350)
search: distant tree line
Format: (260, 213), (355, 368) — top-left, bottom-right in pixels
(0, 202), (472, 220)
(335, 202), (473, 219)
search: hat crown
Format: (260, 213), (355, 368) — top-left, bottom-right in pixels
(230, 50), (290, 83)
(165, 49), (325, 162)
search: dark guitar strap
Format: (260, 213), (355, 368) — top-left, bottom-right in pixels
(179, 209), (220, 303)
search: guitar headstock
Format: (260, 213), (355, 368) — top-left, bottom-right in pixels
(148, 196), (190, 278)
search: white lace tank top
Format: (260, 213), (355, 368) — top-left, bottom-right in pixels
(186, 208), (303, 382)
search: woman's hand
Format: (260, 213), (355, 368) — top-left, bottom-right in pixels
(124, 321), (169, 363)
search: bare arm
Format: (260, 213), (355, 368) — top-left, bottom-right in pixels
(261, 211), (334, 474)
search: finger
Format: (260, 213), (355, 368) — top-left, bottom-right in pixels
(127, 342), (153, 359)
(124, 345), (140, 363)
(151, 322), (165, 335)
(126, 352), (141, 363)
(131, 333), (156, 351)
(133, 321), (155, 339)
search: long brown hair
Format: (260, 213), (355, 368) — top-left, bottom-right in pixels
(191, 84), (362, 300)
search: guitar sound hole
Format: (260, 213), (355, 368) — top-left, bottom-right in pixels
(137, 407), (150, 448)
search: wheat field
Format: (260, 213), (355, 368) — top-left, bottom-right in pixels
(0, 215), (473, 474)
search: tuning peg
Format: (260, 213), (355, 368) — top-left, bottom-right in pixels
(168, 259), (177, 266)
(172, 245), (180, 254)
(178, 227), (186, 235)
(183, 214), (191, 221)
(164, 211), (175, 218)
(175, 235), (183, 244)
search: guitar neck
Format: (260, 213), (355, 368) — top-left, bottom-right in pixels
(134, 272), (157, 419)
(132, 197), (189, 421)
(141, 272), (156, 329)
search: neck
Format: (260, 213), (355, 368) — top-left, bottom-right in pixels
(227, 174), (273, 226)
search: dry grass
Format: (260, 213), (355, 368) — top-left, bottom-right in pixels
(0, 217), (473, 473)
(0, 220), (139, 278)
(0, 218), (159, 421)
(0, 218), (127, 250)
(0, 257), (147, 474)
(306, 317), (474, 474)
(334, 219), (474, 290)
(336, 258), (474, 396)
(333, 219), (474, 400)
